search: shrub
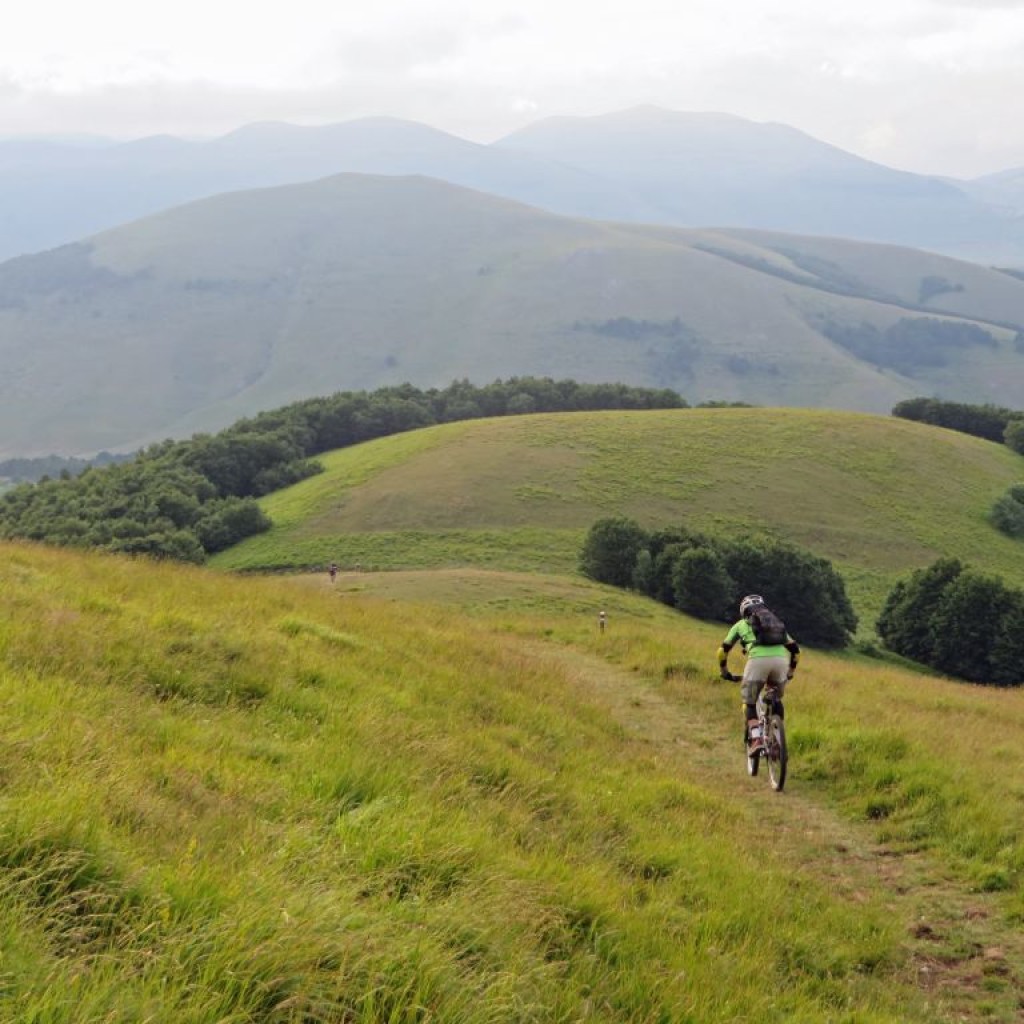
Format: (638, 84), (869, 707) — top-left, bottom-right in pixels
(579, 517), (649, 588)
(876, 558), (1024, 685)
(195, 498), (272, 554)
(989, 487), (1024, 538)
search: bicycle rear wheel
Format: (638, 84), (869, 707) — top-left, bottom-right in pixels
(766, 715), (787, 791)
(745, 723), (760, 776)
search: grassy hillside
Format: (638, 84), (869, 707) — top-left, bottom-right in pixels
(3, 540), (1024, 1021)
(212, 407), (1024, 627)
(2, 173), (1024, 457)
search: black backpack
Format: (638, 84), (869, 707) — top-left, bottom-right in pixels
(749, 605), (787, 645)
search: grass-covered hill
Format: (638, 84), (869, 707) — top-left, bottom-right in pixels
(2, 172), (1024, 457)
(4, 539), (1024, 1021)
(212, 406), (1024, 627)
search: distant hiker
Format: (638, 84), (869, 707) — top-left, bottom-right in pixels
(717, 595), (800, 755)
(328, 562), (338, 582)
(598, 610), (607, 633)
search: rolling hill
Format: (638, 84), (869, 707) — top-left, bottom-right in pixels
(2, 173), (1023, 457)
(210, 406), (1024, 627)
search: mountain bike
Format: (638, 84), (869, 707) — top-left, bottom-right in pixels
(747, 681), (787, 791)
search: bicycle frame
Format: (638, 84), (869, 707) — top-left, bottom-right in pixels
(748, 682), (788, 791)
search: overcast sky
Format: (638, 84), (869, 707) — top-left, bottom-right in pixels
(2, 0), (1023, 178)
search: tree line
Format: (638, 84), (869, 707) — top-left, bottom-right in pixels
(0, 451), (131, 486)
(892, 397), (1024, 453)
(0, 378), (687, 562)
(578, 517), (858, 648)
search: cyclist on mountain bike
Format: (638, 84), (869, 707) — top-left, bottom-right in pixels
(717, 594), (800, 754)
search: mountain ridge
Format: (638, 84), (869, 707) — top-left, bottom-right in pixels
(2, 105), (1022, 264)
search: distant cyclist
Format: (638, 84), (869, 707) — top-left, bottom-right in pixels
(718, 595), (800, 753)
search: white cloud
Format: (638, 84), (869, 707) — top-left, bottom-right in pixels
(0, 0), (1022, 175)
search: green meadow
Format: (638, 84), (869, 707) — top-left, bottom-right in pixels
(6, 406), (1024, 1020)
(213, 407), (1024, 629)
(3, 541), (1024, 1022)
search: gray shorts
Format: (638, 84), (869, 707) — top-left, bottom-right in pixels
(741, 656), (790, 705)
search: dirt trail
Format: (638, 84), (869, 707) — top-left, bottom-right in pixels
(531, 640), (1024, 1024)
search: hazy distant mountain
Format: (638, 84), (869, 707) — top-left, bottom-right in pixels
(2, 107), (1023, 266)
(0, 118), (654, 262)
(494, 107), (1024, 266)
(1, 173), (1022, 457)
(960, 167), (1024, 220)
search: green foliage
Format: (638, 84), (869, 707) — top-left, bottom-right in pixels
(579, 517), (649, 589)
(717, 540), (858, 647)
(195, 498), (273, 554)
(580, 517), (857, 647)
(893, 396), (1023, 445)
(989, 485), (1024, 538)
(0, 378), (685, 562)
(822, 317), (997, 375)
(1005, 419), (1024, 455)
(0, 450), (129, 485)
(991, 590), (1024, 686)
(930, 572), (1014, 683)
(876, 558), (964, 666)
(670, 547), (735, 619)
(877, 558), (1024, 684)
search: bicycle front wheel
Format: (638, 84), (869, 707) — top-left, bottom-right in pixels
(766, 715), (788, 791)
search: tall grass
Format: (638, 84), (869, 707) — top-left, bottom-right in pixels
(0, 541), (976, 1021)
(498, 580), (1024, 916)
